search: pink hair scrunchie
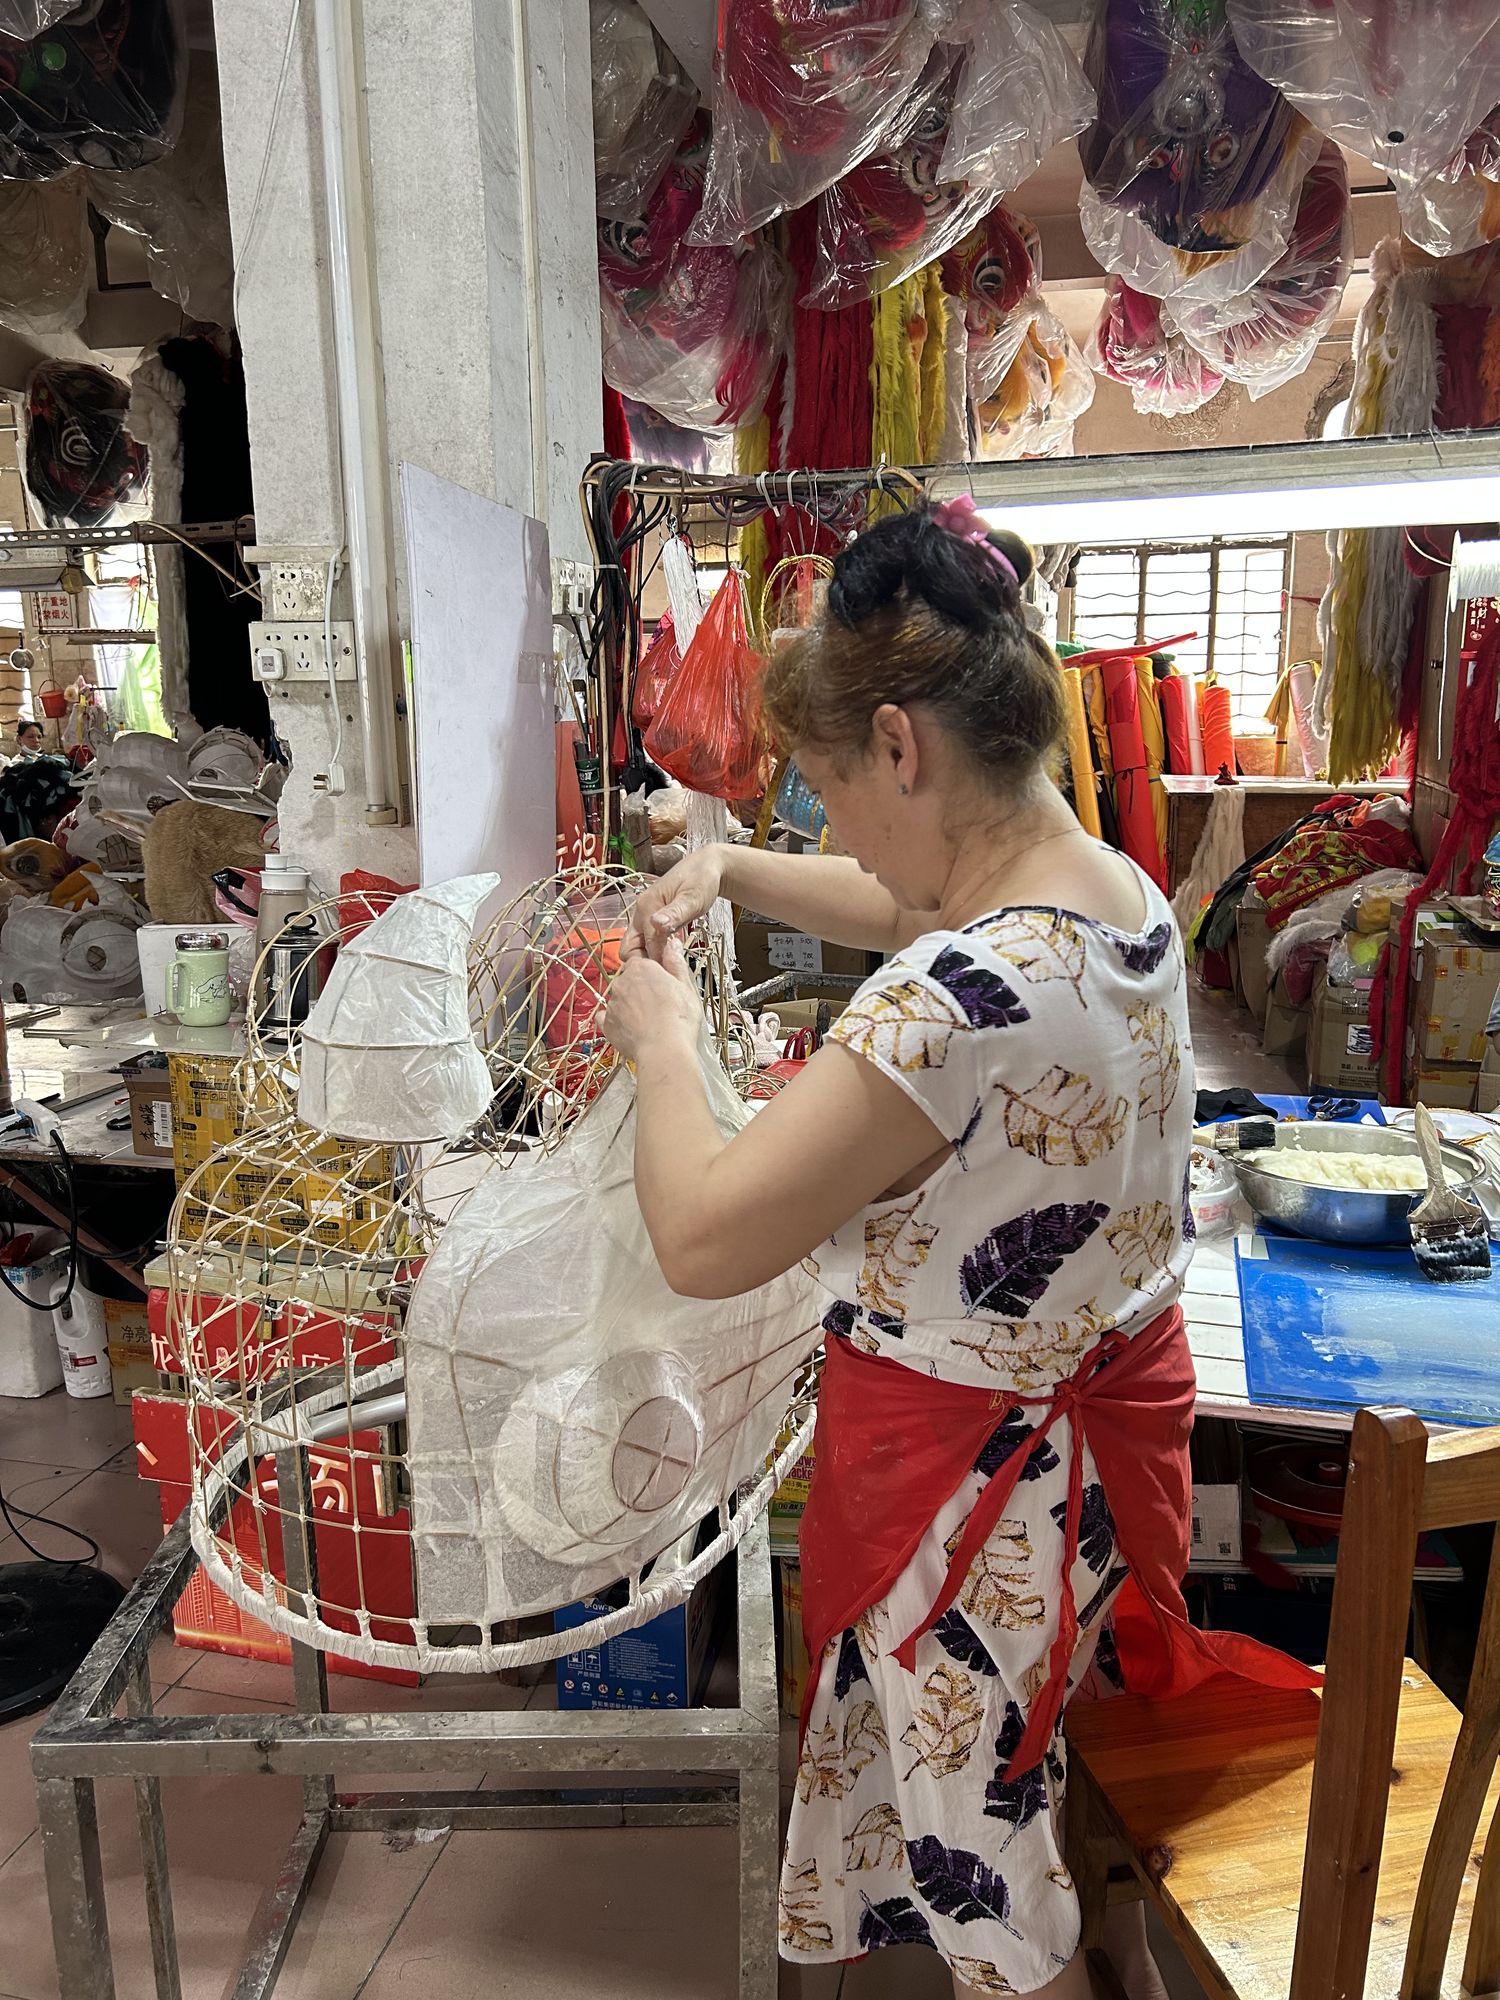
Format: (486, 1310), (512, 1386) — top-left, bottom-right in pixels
(928, 494), (1019, 586)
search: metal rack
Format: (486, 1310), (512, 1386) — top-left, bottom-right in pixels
(32, 1457), (785, 2000)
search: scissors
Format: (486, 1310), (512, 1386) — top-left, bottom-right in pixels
(1307, 1091), (1362, 1121)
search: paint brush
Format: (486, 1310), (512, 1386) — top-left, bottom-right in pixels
(1409, 1104), (1492, 1285)
(1192, 1118), (1277, 1156)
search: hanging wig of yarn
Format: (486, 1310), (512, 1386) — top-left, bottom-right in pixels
(590, 0), (698, 221)
(691, 0), (948, 244)
(598, 115), (791, 433)
(1170, 139), (1352, 399)
(1088, 278), (1226, 417)
(1079, 0), (1319, 307)
(0, 0), (186, 179)
(24, 359), (149, 530)
(174, 868), (819, 1675)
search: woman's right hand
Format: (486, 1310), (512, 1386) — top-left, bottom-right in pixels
(622, 847), (727, 962)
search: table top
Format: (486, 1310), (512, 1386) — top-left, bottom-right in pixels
(1161, 775), (1405, 797)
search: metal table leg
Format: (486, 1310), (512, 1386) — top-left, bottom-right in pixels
(37, 1775), (115, 2000)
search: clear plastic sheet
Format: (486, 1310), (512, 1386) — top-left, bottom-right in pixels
(0, 0), (186, 179)
(1172, 141), (1352, 400)
(1226, 0), (1500, 188)
(591, 0), (698, 222)
(0, 2), (75, 40)
(940, 0), (1095, 189)
(85, 53), (233, 327)
(1087, 279), (1226, 417)
(0, 174), (86, 334)
(690, 0), (951, 244)
(805, 42), (998, 310)
(299, 875), (500, 1148)
(402, 1032), (821, 1625)
(599, 116), (790, 433)
(1403, 112), (1500, 257)
(941, 204), (1042, 401)
(976, 303), (1094, 460)
(24, 360), (149, 530)
(1079, 0), (1319, 305)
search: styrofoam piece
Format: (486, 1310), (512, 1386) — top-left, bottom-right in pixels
(298, 873), (499, 1144)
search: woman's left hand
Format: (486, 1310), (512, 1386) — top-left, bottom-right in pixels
(602, 937), (702, 1062)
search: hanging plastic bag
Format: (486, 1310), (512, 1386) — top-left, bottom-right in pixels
(0, 0), (186, 180)
(643, 572), (769, 800)
(939, 0), (1095, 190)
(690, 0), (950, 244)
(25, 361), (149, 531)
(1171, 141), (1352, 401)
(631, 608), (682, 730)
(1088, 280), (1226, 418)
(941, 204), (1043, 402)
(976, 305), (1094, 461)
(85, 53), (233, 327)
(1079, 0), (1319, 307)
(599, 115), (790, 433)
(0, 2), (75, 37)
(1402, 113), (1500, 258)
(591, 0), (698, 220)
(0, 176), (88, 336)
(1226, 0), (1500, 193)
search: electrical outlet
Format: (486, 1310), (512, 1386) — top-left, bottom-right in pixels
(249, 621), (357, 684)
(551, 559), (594, 622)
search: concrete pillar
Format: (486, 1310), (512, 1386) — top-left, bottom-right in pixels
(212, 0), (601, 886)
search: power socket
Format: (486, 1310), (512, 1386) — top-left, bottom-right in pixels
(550, 559), (594, 622)
(249, 620), (357, 684)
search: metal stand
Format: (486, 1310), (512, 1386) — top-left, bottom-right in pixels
(32, 1482), (784, 2000)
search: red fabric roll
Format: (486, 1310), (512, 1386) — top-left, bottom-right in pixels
(1102, 653), (1167, 889)
(1158, 673), (1195, 775)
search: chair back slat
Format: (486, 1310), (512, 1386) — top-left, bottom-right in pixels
(1403, 1539), (1500, 1997)
(1420, 1428), (1500, 1533)
(1465, 1788), (1500, 1996)
(1289, 1408), (1428, 2000)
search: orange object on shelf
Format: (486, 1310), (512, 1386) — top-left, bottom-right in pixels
(1158, 673), (1195, 775)
(1101, 654), (1167, 889)
(1200, 678), (1236, 780)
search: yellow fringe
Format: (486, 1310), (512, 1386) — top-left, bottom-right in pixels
(918, 266), (947, 460)
(1325, 304), (1401, 781)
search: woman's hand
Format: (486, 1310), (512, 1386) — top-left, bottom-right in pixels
(602, 936), (703, 1063)
(621, 847), (727, 962)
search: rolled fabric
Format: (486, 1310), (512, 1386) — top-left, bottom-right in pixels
(1287, 659), (1328, 779)
(1200, 678), (1236, 780)
(1185, 672), (1206, 774)
(1158, 672), (1195, 774)
(1134, 657), (1169, 858)
(1062, 665), (1102, 838)
(1102, 653), (1167, 889)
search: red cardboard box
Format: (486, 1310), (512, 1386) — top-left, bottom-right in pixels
(148, 1286), (396, 1383)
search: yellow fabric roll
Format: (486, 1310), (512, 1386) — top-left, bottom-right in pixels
(1134, 658), (1169, 856)
(1082, 664), (1114, 779)
(1062, 666), (1102, 838)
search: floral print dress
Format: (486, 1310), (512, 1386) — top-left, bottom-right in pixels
(779, 873), (1195, 1996)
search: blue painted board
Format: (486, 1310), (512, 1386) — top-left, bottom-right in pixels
(1207, 1095), (1387, 1125)
(1237, 1232), (1500, 1427)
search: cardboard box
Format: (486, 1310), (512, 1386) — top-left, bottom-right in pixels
(1190, 1483), (1243, 1568)
(1235, 898), (1272, 1024)
(735, 914), (878, 1001)
(778, 1561), (812, 1720)
(121, 1060), (173, 1160)
(1308, 977), (1379, 1097)
(1262, 975), (1308, 1061)
(1406, 1059), (1484, 1112)
(1411, 929), (1500, 1067)
(769, 1437), (815, 1560)
(105, 1296), (154, 1405)
(554, 1564), (724, 1711)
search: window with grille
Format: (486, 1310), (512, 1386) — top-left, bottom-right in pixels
(1068, 538), (1291, 736)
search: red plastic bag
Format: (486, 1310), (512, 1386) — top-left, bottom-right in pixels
(339, 871), (416, 938)
(632, 608), (682, 730)
(643, 574), (769, 800)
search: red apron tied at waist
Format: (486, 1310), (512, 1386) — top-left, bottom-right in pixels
(798, 1305), (1317, 1779)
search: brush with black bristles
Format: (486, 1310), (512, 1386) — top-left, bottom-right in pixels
(1192, 1118), (1278, 1156)
(1409, 1104), (1493, 1284)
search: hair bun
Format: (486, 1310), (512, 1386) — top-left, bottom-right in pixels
(985, 526), (1035, 590)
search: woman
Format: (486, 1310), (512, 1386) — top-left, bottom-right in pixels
(603, 502), (1308, 1999)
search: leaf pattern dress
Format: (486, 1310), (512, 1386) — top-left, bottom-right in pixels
(780, 876), (1195, 1994)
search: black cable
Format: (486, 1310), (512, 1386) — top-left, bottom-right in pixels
(0, 1470), (101, 1567)
(0, 1130), (79, 1313)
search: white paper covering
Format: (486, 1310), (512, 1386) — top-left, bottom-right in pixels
(298, 873), (498, 1146)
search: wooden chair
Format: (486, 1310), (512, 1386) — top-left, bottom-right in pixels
(1065, 1407), (1500, 2000)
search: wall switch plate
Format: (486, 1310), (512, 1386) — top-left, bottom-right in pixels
(249, 621), (357, 684)
(550, 558), (594, 622)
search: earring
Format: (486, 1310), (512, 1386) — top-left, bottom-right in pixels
(898, 783), (909, 795)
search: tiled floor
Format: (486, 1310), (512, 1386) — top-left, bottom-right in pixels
(0, 983), (1268, 1999)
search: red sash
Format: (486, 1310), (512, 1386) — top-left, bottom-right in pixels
(798, 1306), (1318, 1776)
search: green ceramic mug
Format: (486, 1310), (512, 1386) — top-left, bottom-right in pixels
(169, 929), (233, 1027)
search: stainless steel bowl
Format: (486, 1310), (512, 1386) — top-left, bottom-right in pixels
(1231, 1122), (1492, 1247)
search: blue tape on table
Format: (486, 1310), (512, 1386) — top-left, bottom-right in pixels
(1237, 1232), (1500, 1426)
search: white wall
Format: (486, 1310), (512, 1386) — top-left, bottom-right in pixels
(213, 0), (602, 887)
